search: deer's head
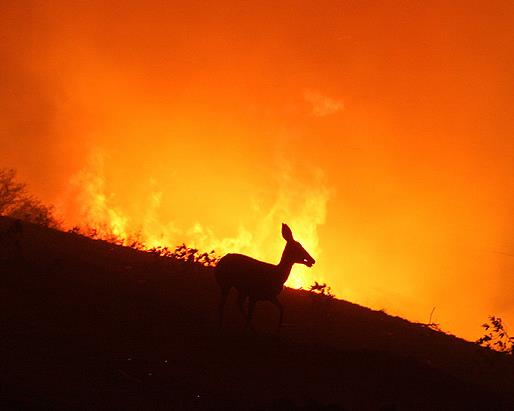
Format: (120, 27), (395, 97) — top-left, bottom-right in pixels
(281, 223), (316, 267)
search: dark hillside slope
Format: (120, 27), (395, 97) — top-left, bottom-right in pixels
(1, 216), (513, 410)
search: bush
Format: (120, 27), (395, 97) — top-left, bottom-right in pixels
(68, 224), (219, 268)
(309, 281), (335, 298)
(146, 243), (219, 267)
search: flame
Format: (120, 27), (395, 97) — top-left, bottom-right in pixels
(69, 150), (330, 290)
(71, 151), (129, 240)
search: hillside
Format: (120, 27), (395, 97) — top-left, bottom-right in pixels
(1, 216), (513, 410)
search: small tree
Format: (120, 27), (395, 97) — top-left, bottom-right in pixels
(0, 168), (60, 228)
(476, 316), (514, 355)
(0, 169), (25, 215)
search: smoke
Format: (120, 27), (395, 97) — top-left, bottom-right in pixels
(304, 90), (344, 117)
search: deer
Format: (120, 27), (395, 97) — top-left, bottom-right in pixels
(215, 223), (315, 331)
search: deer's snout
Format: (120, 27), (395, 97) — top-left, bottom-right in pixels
(304, 256), (315, 267)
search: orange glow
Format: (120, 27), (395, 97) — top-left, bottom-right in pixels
(69, 149), (329, 289)
(1, 1), (513, 340)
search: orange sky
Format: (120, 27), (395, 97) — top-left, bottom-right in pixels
(1, 1), (513, 340)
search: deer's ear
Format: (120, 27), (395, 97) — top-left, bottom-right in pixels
(282, 223), (294, 242)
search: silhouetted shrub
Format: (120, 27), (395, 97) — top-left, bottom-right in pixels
(147, 243), (219, 267)
(476, 316), (513, 355)
(309, 281), (335, 299)
(68, 223), (219, 268)
(0, 168), (60, 228)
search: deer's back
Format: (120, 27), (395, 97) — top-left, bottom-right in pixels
(215, 253), (283, 298)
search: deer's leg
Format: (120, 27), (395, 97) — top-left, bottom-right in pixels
(218, 287), (230, 328)
(237, 292), (247, 317)
(245, 297), (257, 331)
(271, 297), (284, 331)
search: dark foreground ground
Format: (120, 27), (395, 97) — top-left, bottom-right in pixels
(1, 217), (513, 410)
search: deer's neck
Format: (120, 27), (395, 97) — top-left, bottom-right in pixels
(276, 250), (294, 284)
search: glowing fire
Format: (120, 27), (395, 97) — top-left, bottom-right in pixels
(69, 150), (330, 290)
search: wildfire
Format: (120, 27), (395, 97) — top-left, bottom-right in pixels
(68, 150), (330, 290)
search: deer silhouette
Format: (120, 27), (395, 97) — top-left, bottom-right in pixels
(215, 223), (315, 331)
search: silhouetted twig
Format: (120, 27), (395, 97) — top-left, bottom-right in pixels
(425, 306), (441, 331)
(476, 316), (514, 355)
